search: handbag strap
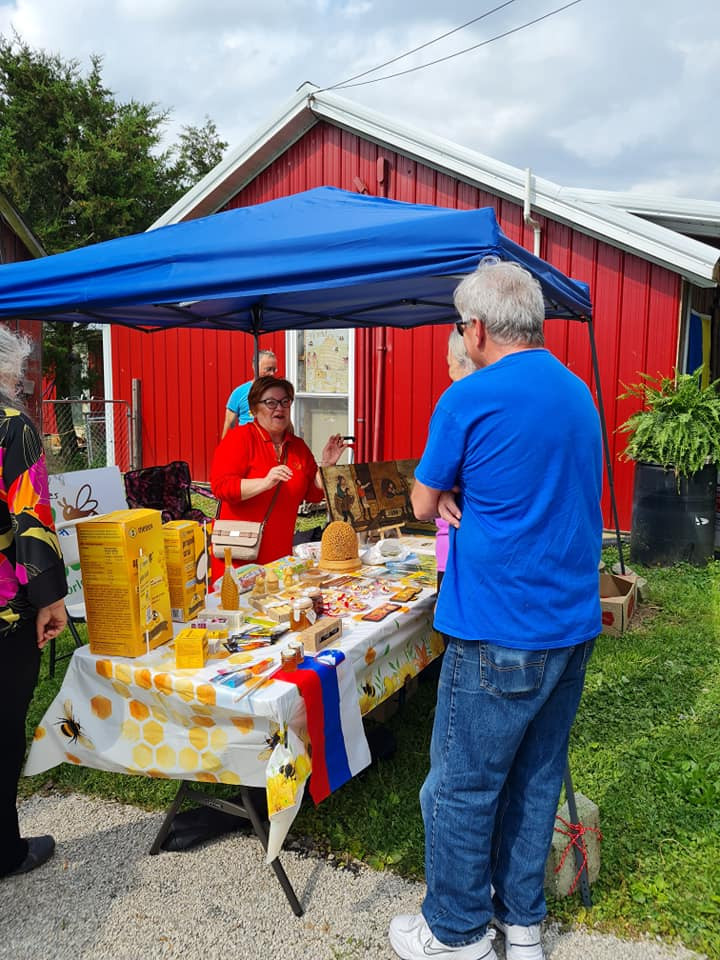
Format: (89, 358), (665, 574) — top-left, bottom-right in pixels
(258, 446), (287, 530)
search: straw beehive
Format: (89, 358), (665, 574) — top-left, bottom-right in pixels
(319, 521), (362, 571)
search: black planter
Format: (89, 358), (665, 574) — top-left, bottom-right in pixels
(629, 461), (717, 566)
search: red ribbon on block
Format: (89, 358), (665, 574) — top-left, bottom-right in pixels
(553, 815), (603, 895)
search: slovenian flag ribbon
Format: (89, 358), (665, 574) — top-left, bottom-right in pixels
(272, 649), (371, 804)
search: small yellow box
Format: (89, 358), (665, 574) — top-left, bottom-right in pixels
(163, 520), (206, 622)
(175, 627), (209, 670)
(77, 509), (173, 658)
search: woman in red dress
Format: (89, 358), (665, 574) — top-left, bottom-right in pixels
(210, 376), (347, 580)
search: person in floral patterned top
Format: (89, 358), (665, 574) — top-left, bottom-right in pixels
(0, 325), (67, 879)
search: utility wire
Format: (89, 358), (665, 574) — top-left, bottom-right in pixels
(327, 0), (584, 91)
(325, 0), (520, 90)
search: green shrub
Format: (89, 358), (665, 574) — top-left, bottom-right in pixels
(619, 369), (720, 478)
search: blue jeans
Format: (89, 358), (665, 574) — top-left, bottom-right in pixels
(420, 635), (595, 947)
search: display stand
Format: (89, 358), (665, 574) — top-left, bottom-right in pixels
(149, 781), (303, 916)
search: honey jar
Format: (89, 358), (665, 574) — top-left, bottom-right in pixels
(280, 645), (298, 670)
(287, 639), (305, 665)
(289, 596), (313, 632)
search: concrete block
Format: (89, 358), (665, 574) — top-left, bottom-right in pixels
(544, 792), (601, 898)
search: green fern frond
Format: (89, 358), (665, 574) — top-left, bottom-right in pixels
(618, 368), (720, 477)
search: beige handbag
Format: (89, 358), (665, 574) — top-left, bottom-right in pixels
(211, 519), (266, 561)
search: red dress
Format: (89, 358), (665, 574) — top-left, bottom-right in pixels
(210, 422), (324, 581)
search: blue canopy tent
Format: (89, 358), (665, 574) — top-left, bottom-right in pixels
(0, 187), (591, 328)
(0, 186), (622, 555)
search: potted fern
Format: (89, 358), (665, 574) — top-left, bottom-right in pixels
(619, 369), (720, 565)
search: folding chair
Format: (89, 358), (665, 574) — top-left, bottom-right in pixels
(123, 460), (218, 523)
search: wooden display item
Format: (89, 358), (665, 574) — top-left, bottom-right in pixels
(318, 555), (362, 572)
(295, 616), (343, 653)
(248, 596), (292, 622)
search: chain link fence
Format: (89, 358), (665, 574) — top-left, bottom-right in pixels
(42, 399), (135, 474)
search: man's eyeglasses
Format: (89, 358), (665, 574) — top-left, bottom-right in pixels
(258, 397), (292, 410)
(455, 318), (472, 337)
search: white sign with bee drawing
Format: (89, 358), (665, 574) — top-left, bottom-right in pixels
(48, 466), (128, 602)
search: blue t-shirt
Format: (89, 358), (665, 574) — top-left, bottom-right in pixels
(415, 349), (602, 650)
(227, 380), (253, 426)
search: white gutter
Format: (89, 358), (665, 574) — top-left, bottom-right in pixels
(524, 168), (541, 258)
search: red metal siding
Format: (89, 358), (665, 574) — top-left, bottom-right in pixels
(111, 119), (682, 528)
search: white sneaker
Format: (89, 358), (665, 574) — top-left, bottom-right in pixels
(493, 921), (544, 960)
(389, 913), (497, 960)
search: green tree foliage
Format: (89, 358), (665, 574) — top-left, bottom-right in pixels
(0, 33), (227, 465)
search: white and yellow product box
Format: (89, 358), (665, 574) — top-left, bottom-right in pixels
(163, 520), (206, 622)
(174, 626), (209, 670)
(77, 508), (173, 658)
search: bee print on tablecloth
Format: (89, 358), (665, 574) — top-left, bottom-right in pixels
(55, 700), (94, 750)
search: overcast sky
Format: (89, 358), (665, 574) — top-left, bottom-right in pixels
(1, 0), (718, 201)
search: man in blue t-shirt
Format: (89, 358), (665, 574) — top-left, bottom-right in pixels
(221, 350), (278, 438)
(389, 261), (602, 960)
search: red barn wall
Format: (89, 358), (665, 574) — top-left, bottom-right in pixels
(111, 120), (682, 528)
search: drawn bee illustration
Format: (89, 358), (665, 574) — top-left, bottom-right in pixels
(148, 610), (169, 642)
(258, 722), (288, 761)
(279, 762), (296, 780)
(57, 484), (99, 522)
(362, 681), (377, 699)
(55, 700), (94, 750)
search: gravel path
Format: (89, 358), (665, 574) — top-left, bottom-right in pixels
(1, 794), (707, 960)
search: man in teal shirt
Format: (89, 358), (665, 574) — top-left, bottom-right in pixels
(222, 350), (277, 437)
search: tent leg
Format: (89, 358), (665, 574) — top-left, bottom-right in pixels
(586, 318), (625, 573)
(251, 304), (262, 373)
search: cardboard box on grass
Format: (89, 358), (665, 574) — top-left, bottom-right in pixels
(77, 508), (173, 657)
(163, 520), (205, 622)
(599, 572), (637, 637)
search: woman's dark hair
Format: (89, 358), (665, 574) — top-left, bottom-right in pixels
(247, 375), (295, 412)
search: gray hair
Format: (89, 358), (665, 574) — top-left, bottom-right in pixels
(252, 349), (276, 372)
(454, 259), (545, 347)
(447, 329), (477, 374)
(0, 324), (32, 402)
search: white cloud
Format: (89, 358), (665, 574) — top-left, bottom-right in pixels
(0, 0), (718, 199)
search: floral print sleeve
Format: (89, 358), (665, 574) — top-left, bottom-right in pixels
(0, 406), (67, 634)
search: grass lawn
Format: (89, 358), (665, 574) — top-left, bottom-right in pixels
(20, 548), (720, 959)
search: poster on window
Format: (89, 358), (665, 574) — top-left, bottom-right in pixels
(299, 331), (349, 394)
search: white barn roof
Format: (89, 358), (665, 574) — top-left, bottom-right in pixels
(152, 85), (720, 289)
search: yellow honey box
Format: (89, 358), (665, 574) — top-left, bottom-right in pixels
(163, 520), (206, 622)
(77, 508), (173, 658)
(175, 626), (209, 669)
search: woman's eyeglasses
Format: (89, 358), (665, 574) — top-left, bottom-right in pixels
(258, 397), (292, 410)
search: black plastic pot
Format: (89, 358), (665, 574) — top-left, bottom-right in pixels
(629, 461), (717, 566)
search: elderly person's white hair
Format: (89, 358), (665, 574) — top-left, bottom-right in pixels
(447, 329), (477, 376)
(0, 324), (32, 401)
(454, 259), (545, 347)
